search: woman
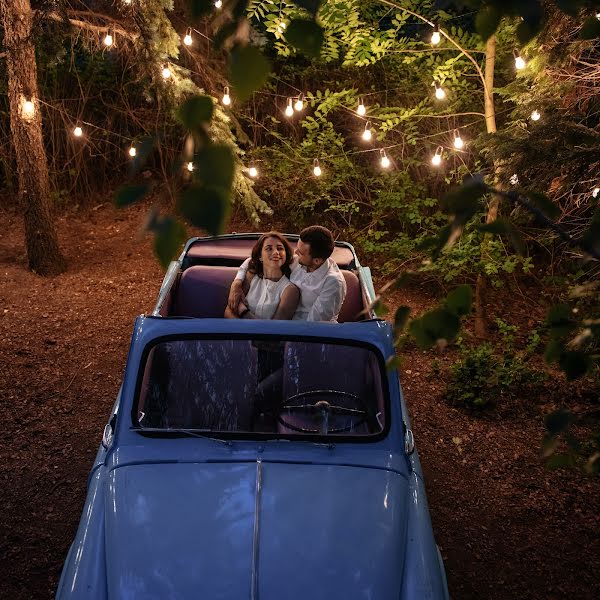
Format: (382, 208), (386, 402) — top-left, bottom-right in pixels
(224, 231), (299, 320)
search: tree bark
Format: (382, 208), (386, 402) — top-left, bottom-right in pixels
(0, 0), (66, 275)
(474, 35), (499, 338)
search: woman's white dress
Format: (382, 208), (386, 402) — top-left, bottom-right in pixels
(245, 275), (293, 319)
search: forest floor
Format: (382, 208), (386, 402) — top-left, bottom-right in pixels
(0, 201), (599, 599)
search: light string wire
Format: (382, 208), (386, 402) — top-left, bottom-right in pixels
(13, 8), (570, 184)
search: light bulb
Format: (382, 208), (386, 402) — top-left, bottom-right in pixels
(380, 150), (390, 169)
(277, 21), (287, 33)
(431, 148), (443, 166)
(248, 166), (258, 178)
(161, 66), (172, 79)
(531, 110), (541, 121)
(362, 122), (372, 141)
(285, 98), (294, 117)
(73, 126), (83, 137)
(123, 0), (132, 4)
(596, 12), (600, 20)
(509, 174), (519, 185)
(431, 25), (441, 46)
(434, 84), (446, 100)
(313, 159), (322, 177)
(22, 100), (35, 119)
(187, 162), (194, 172)
(215, 0), (223, 8)
(514, 50), (526, 70)
(128, 146), (137, 157)
(222, 86), (231, 106)
(183, 33), (193, 46)
(294, 96), (304, 111)
(357, 100), (366, 116)
(592, 187), (599, 198)
(103, 34), (113, 47)
(453, 130), (464, 149)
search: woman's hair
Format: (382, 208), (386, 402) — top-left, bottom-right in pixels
(249, 232), (294, 278)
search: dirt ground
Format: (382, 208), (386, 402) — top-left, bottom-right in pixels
(0, 202), (599, 599)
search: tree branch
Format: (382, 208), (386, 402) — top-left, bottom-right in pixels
(45, 10), (139, 42)
(490, 186), (600, 261)
(376, 0), (489, 100)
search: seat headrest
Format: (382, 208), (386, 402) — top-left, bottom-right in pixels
(338, 270), (363, 323)
(175, 265), (238, 318)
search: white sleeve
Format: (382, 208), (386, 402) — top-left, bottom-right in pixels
(235, 257), (251, 281)
(306, 274), (347, 322)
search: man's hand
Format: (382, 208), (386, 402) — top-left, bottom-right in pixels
(228, 279), (245, 311)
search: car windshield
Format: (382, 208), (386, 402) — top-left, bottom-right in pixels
(136, 337), (387, 439)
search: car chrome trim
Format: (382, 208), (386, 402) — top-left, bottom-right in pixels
(404, 427), (415, 455)
(152, 260), (181, 316)
(101, 423), (113, 449)
(251, 458), (263, 600)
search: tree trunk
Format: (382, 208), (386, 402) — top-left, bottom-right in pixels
(474, 35), (499, 338)
(0, 0), (66, 275)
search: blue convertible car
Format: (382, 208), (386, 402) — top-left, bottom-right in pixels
(57, 234), (449, 599)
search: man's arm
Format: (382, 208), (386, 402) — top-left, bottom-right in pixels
(228, 257), (251, 310)
(306, 274), (347, 322)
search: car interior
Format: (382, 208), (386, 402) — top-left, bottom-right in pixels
(155, 237), (368, 322)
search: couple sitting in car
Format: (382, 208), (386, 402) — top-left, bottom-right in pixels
(225, 226), (347, 323)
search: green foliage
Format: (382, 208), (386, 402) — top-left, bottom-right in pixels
(447, 339), (545, 410)
(285, 19), (324, 57)
(229, 45), (272, 102)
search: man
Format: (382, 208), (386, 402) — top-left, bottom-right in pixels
(228, 225), (347, 322)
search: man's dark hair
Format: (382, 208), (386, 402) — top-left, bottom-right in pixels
(299, 226), (335, 260)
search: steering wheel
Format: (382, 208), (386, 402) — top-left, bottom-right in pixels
(278, 389), (371, 434)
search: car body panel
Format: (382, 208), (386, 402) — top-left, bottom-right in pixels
(100, 461), (410, 600)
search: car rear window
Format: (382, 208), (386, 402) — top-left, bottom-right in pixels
(136, 338), (387, 439)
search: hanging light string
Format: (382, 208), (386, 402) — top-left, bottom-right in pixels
(22, 10), (542, 180)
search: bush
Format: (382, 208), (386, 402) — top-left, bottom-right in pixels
(447, 340), (545, 410)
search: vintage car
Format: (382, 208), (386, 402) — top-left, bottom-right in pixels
(56, 234), (449, 599)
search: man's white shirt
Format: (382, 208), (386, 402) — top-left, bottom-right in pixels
(235, 257), (347, 322)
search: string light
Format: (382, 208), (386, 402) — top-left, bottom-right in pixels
(362, 122), (373, 141)
(215, 0), (223, 9)
(187, 162), (194, 172)
(73, 126), (83, 137)
(592, 187), (599, 198)
(294, 94), (304, 112)
(183, 29), (193, 46)
(531, 109), (541, 121)
(453, 130), (464, 149)
(379, 149), (391, 169)
(357, 98), (366, 116)
(431, 146), (443, 166)
(123, 0), (132, 4)
(103, 33), (114, 47)
(434, 82), (446, 100)
(128, 146), (137, 157)
(596, 12), (600, 20)
(285, 98), (294, 117)
(514, 49), (526, 70)
(248, 166), (258, 178)
(277, 21), (287, 34)
(313, 158), (322, 177)
(509, 174), (519, 185)
(431, 24), (441, 46)
(222, 86), (231, 106)
(21, 98), (35, 120)
(161, 66), (172, 79)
